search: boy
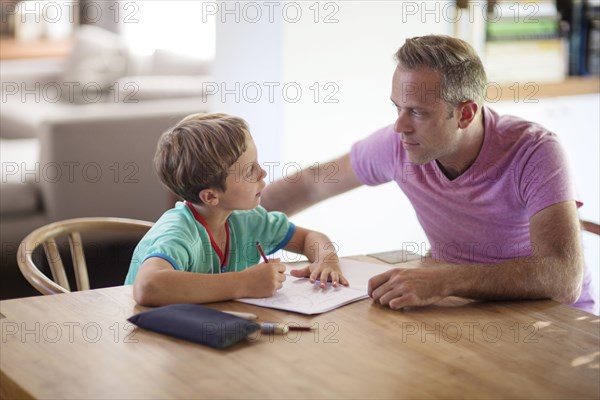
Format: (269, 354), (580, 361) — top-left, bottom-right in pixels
(125, 113), (348, 306)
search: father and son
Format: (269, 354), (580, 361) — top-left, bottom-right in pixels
(125, 35), (597, 315)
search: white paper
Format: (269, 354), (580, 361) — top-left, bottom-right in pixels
(238, 278), (368, 315)
(236, 259), (397, 314)
(289, 258), (398, 292)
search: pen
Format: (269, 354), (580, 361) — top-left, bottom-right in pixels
(222, 311), (258, 320)
(287, 325), (315, 331)
(256, 241), (269, 263)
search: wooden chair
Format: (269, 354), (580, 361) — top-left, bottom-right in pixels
(17, 217), (153, 295)
(582, 220), (600, 236)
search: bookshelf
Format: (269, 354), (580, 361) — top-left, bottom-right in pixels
(485, 1), (568, 84)
(456, 0), (599, 90)
(0, 0), (77, 60)
(487, 76), (600, 101)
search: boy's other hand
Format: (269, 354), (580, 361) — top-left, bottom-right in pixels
(290, 262), (349, 288)
(243, 258), (286, 297)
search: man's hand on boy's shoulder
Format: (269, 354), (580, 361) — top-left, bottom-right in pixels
(290, 261), (349, 288)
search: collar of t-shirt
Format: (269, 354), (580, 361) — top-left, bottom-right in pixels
(184, 201), (230, 272)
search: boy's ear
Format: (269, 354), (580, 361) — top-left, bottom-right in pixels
(198, 189), (219, 206)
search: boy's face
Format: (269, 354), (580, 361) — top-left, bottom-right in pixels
(218, 136), (267, 211)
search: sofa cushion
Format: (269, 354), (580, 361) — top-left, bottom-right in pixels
(61, 25), (129, 103)
(0, 107), (39, 139)
(0, 58), (65, 89)
(151, 49), (211, 76)
(0, 182), (40, 215)
(0, 138), (41, 215)
(0, 58), (64, 138)
(1, 138), (39, 182)
(115, 75), (211, 102)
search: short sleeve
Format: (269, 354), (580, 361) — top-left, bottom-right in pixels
(125, 231), (198, 287)
(231, 206), (295, 255)
(518, 134), (580, 219)
(141, 234), (195, 271)
(350, 125), (399, 186)
(125, 209), (201, 284)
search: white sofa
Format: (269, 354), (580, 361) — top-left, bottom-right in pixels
(0, 26), (213, 298)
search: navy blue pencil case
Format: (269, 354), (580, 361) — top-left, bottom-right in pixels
(128, 304), (260, 349)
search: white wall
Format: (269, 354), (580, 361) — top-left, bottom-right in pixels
(278, 1), (452, 256)
(214, 6), (284, 171)
(213, 1), (455, 256)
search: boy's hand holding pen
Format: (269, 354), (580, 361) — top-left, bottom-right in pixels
(256, 241), (349, 290)
(244, 259), (286, 297)
(239, 242), (286, 298)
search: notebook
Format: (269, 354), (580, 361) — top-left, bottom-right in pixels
(236, 259), (397, 315)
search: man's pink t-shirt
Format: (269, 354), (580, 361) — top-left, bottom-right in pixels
(351, 107), (596, 313)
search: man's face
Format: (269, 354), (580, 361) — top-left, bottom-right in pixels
(390, 67), (461, 167)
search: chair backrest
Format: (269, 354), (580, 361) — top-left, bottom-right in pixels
(581, 220), (600, 236)
(17, 217), (153, 295)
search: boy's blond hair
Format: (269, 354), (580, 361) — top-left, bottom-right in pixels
(154, 113), (249, 203)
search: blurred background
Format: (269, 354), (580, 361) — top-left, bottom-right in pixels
(0, 0), (598, 299)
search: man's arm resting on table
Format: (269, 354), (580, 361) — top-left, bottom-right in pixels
(369, 201), (584, 309)
(261, 153), (363, 216)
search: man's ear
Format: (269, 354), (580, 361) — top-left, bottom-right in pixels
(458, 101), (479, 129)
(198, 189), (219, 206)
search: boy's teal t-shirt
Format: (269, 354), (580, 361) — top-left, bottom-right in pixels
(124, 202), (295, 284)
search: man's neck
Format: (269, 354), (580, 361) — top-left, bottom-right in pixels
(438, 112), (485, 180)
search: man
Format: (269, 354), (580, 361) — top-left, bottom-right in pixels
(261, 35), (597, 314)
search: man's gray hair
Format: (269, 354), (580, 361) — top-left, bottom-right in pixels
(395, 35), (488, 107)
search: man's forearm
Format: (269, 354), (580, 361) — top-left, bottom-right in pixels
(261, 175), (315, 216)
(441, 255), (583, 304)
(262, 154), (363, 216)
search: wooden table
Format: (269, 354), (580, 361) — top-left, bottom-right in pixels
(1, 256), (599, 399)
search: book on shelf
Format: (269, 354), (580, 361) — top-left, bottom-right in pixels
(585, 0), (600, 74)
(485, 38), (568, 84)
(558, 0), (600, 76)
(484, 0), (567, 84)
(486, 17), (561, 41)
